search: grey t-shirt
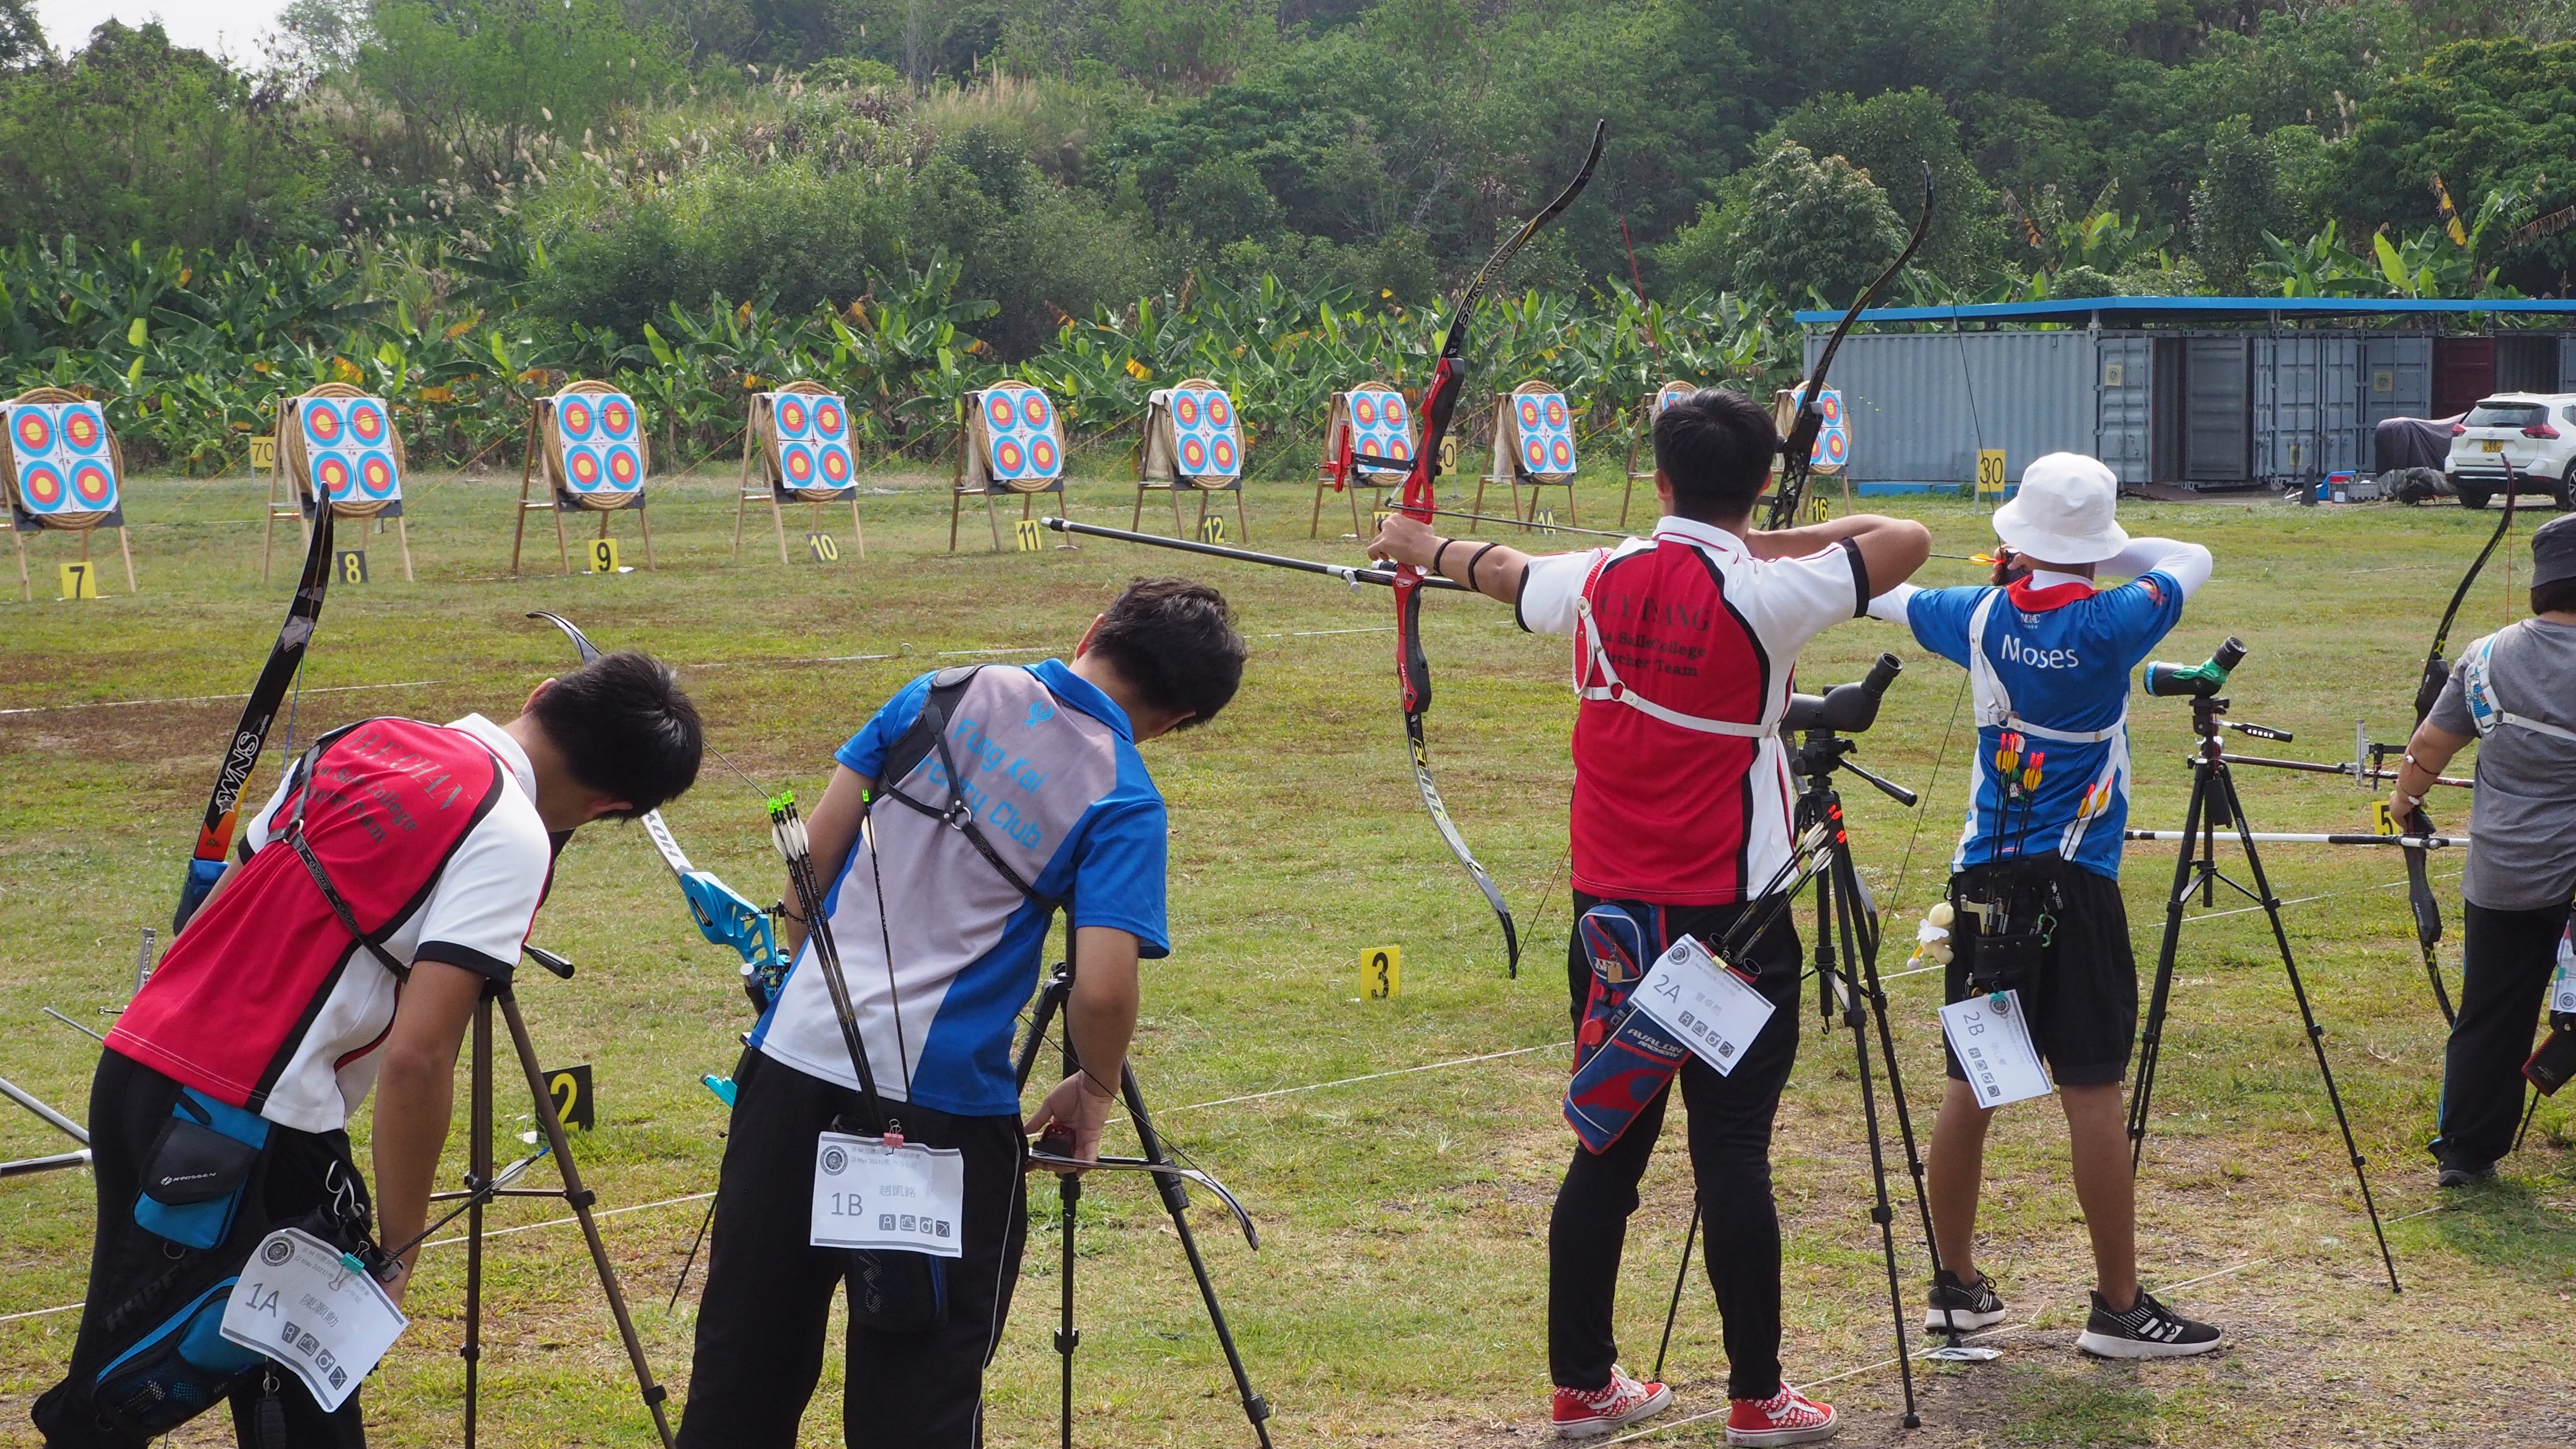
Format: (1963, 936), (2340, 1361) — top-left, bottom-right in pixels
(2429, 617), (2576, 911)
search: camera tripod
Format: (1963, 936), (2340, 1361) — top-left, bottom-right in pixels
(1649, 655), (1939, 1427)
(1011, 958), (1273, 1449)
(2124, 690), (2400, 1292)
(434, 946), (678, 1446)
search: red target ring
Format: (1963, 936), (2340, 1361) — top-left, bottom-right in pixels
(986, 395), (1015, 433)
(1175, 394), (1200, 428)
(601, 397), (634, 438)
(1820, 394), (1841, 422)
(1018, 391), (1051, 430)
(567, 448), (602, 487)
(1354, 396), (1377, 426)
(1387, 438), (1410, 460)
(1524, 443), (1548, 471)
(1031, 437), (1058, 473)
(821, 444), (852, 484)
(784, 444), (816, 484)
(12, 410), (50, 453)
(1551, 438), (1573, 470)
(778, 397), (809, 434)
(816, 400), (845, 437)
(349, 401), (386, 444)
(359, 452), (397, 498)
(995, 439), (1026, 476)
(606, 444), (641, 487)
(20, 461), (64, 507)
(1211, 437), (1236, 471)
(560, 400), (595, 439)
(1382, 395), (1405, 423)
(1520, 399), (1542, 428)
(1824, 433), (1847, 463)
(304, 403), (342, 446)
(316, 454), (353, 499)
(63, 408), (104, 453)
(1208, 394), (1230, 427)
(1181, 438), (1208, 472)
(1545, 396), (1568, 428)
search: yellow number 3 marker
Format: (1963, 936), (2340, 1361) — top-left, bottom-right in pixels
(1363, 946), (1401, 1000)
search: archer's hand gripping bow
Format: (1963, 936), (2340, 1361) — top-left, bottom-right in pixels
(1764, 165), (1936, 532)
(1392, 118), (1609, 979)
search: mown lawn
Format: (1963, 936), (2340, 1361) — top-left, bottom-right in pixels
(1, 457), (2569, 1447)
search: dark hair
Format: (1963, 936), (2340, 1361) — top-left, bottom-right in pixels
(2534, 576), (2576, 616)
(1085, 578), (1246, 729)
(1651, 388), (1778, 521)
(529, 650), (704, 816)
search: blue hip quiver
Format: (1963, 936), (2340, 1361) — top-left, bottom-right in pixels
(1563, 903), (1690, 1153)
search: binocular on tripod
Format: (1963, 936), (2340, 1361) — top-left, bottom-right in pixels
(1783, 652), (1904, 734)
(2143, 636), (2248, 699)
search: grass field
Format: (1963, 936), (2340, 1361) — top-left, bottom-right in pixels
(1, 456), (2571, 1448)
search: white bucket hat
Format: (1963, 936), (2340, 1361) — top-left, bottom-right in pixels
(1992, 453), (2128, 565)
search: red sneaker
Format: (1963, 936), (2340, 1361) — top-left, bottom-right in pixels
(1551, 1366), (1671, 1438)
(1725, 1383), (1838, 1446)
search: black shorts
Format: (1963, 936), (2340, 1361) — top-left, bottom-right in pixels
(1942, 860), (2138, 1088)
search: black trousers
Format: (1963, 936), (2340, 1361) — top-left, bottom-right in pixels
(1549, 893), (1803, 1402)
(676, 1049), (1028, 1449)
(2435, 898), (2573, 1171)
(34, 1049), (362, 1448)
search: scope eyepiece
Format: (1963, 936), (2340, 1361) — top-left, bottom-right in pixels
(2143, 636), (2248, 699)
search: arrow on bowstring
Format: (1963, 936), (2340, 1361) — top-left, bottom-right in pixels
(1765, 163), (1935, 532)
(527, 612), (786, 1010)
(171, 508), (337, 935)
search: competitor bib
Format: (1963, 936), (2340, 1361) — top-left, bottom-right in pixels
(811, 1131), (965, 1259)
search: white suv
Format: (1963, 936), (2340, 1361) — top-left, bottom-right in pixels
(2448, 393), (2576, 510)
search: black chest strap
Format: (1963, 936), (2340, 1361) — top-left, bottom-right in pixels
(872, 667), (1068, 914)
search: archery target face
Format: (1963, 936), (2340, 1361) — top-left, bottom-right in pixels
(347, 398), (389, 446)
(605, 443), (643, 488)
(820, 440), (854, 484)
(1166, 385), (1241, 481)
(1513, 389), (1577, 477)
(1806, 386), (1848, 468)
(565, 445), (604, 489)
(813, 398), (847, 441)
(599, 395), (637, 441)
(761, 391), (856, 492)
(979, 383), (1064, 482)
(1654, 382), (1693, 416)
(558, 397), (597, 442)
(776, 396), (809, 435)
(782, 441), (818, 486)
(554, 392), (644, 496)
(6, 402), (119, 517)
(297, 395), (402, 508)
(1347, 387), (1412, 476)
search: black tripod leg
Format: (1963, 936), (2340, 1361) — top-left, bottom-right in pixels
(1055, 1170), (1079, 1449)
(1121, 1066), (1275, 1448)
(2130, 759), (2210, 1170)
(1826, 866), (1920, 1428)
(1650, 1194), (1699, 1384)
(668, 1196), (717, 1313)
(2216, 769), (2401, 1294)
(1843, 851), (1940, 1276)
(465, 995), (491, 1448)
(497, 993), (679, 1446)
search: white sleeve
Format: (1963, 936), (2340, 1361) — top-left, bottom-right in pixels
(239, 771), (299, 855)
(1514, 548), (1607, 637)
(2103, 537), (2213, 599)
(406, 808), (552, 983)
(1745, 539), (1871, 655)
(1866, 582), (1921, 624)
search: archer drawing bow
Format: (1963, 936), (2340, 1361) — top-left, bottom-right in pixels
(1766, 164), (1935, 531)
(526, 612), (784, 1008)
(1390, 118), (1608, 978)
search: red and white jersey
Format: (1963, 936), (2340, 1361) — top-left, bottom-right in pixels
(109, 715), (552, 1132)
(1517, 516), (1870, 905)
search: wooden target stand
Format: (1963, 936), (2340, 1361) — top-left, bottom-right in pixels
(1769, 381), (1856, 517)
(733, 381), (865, 565)
(262, 383), (414, 584)
(1134, 378), (1252, 543)
(1310, 382), (1414, 539)
(3, 387), (136, 601)
(512, 381), (654, 575)
(1475, 381), (1579, 531)
(950, 385), (1070, 553)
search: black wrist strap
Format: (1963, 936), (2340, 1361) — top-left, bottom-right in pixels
(1431, 538), (1453, 576)
(1467, 542), (1500, 590)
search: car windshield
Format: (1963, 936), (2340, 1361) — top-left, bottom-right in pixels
(2466, 402), (2547, 428)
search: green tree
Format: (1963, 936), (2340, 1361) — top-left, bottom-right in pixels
(0, 0), (44, 70)
(2331, 39), (2576, 283)
(0, 21), (335, 249)
(2189, 117), (2293, 291)
(354, 0), (684, 183)
(1769, 89), (2000, 287)
(1658, 141), (1907, 305)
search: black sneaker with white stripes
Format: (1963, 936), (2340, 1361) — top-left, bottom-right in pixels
(2075, 1289), (2224, 1359)
(1922, 1269), (2007, 1333)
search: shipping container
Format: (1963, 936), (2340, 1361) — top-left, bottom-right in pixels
(1801, 328), (2096, 487)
